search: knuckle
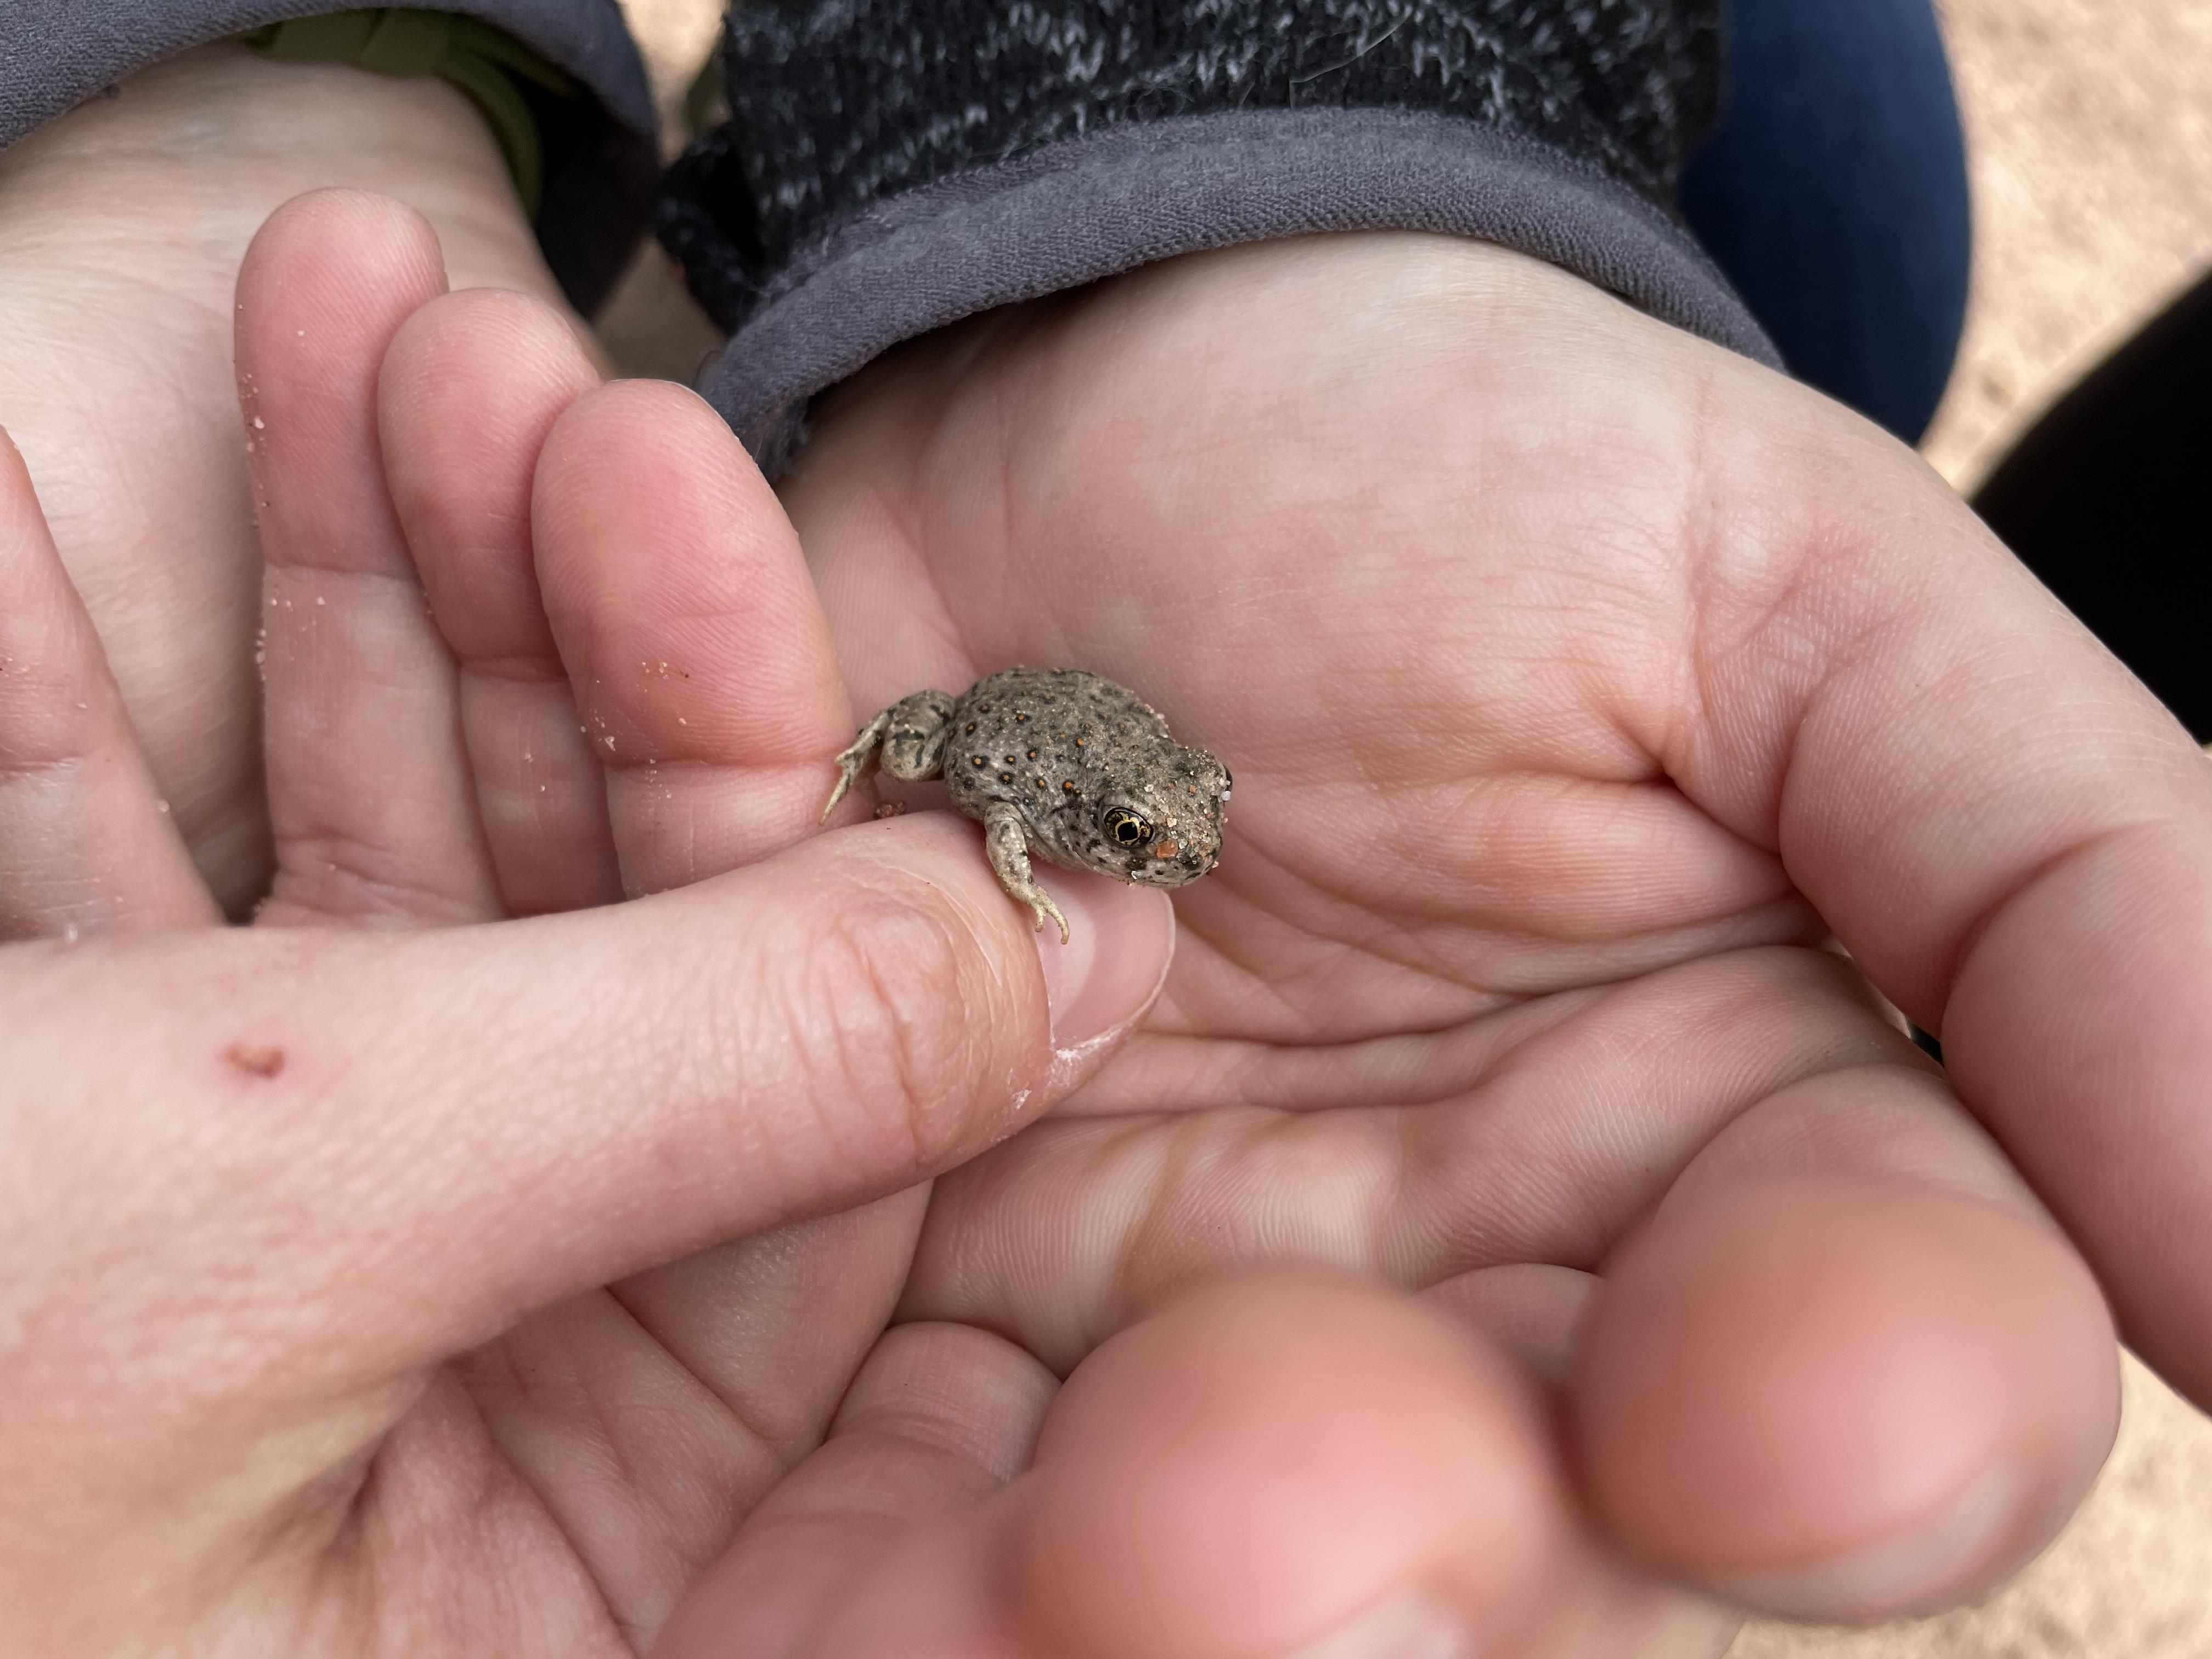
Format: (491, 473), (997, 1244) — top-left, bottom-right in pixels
(266, 829), (487, 926)
(762, 888), (1018, 1181)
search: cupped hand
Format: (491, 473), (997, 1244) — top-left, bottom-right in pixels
(0, 42), (579, 910)
(759, 233), (2212, 1643)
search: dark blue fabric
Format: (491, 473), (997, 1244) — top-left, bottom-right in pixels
(1681, 0), (1972, 443)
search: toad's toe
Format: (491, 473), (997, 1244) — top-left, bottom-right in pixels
(1031, 893), (1071, 946)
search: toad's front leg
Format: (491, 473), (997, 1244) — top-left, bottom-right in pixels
(983, 804), (1070, 944)
(820, 690), (957, 823)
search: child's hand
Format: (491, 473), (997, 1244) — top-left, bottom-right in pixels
(765, 231), (2212, 1642)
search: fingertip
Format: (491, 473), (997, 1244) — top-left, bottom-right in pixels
(533, 379), (802, 634)
(535, 376), (769, 529)
(1573, 1177), (2119, 1621)
(237, 188), (448, 410)
(236, 188), (449, 567)
(532, 378), (787, 623)
(380, 286), (599, 445)
(1007, 1269), (1567, 1659)
(238, 188), (445, 353)
(815, 1269), (1572, 1659)
(247, 184), (441, 252)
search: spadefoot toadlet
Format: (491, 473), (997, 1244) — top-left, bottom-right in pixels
(820, 667), (1231, 943)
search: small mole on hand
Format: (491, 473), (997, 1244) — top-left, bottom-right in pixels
(225, 1042), (286, 1079)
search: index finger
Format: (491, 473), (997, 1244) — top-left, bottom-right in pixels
(1663, 359), (2212, 1403)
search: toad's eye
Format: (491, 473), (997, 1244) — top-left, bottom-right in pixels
(1103, 808), (1154, 847)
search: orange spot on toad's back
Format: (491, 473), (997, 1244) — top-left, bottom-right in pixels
(225, 1042), (286, 1079)
(1154, 840), (1180, 858)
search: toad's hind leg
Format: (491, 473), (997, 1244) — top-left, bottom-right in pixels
(820, 690), (956, 823)
(984, 804), (1070, 945)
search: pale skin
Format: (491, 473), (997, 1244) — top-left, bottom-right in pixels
(0, 42), (591, 917)
(3, 46), (2211, 1659)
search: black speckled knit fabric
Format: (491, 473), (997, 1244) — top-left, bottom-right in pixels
(659, 0), (1766, 472)
(667, 0), (1717, 329)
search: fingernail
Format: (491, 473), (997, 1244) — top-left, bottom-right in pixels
(1716, 1461), (2023, 1621)
(1033, 870), (1175, 1081)
(1286, 1591), (1470, 1659)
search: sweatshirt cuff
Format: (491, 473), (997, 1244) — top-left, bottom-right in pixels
(658, 0), (1781, 474)
(0, 0), (656, 312)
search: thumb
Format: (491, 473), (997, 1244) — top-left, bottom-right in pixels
(3, 815), (1171, 1375)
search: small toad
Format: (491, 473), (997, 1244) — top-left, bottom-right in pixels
(820, 667), (1231, 943)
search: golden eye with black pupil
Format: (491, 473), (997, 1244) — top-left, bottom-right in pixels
(1103, 808), (1153, 847)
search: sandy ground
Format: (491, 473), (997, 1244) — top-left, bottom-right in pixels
(602, 3), (2212, 1652)
(1921, 0), (2212, 489)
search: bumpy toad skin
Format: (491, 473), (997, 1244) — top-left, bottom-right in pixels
(820, 668), (1232, 943)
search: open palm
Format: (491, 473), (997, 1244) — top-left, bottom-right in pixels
(774, 232), (2212, 1635)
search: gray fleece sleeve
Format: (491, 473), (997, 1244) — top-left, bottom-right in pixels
(0, 1), (656, 312)
(658, 0), (1782, 474)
